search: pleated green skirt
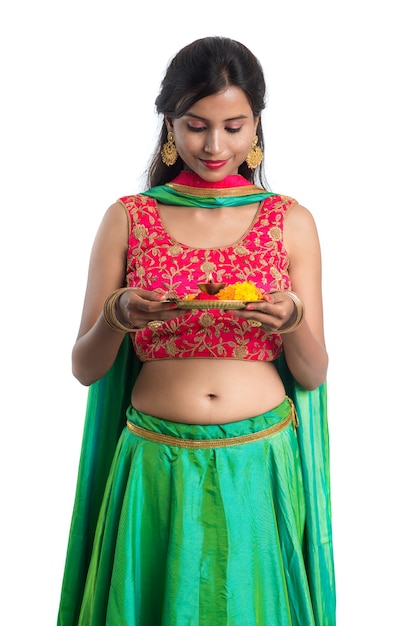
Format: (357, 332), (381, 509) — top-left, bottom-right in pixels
(78, 397), (318, 626)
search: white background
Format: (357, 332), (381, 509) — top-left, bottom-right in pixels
(1, 0), (417, 624)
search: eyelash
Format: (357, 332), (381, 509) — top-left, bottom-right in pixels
(187, 125), (242, 134)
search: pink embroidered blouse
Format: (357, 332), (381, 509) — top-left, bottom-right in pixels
(120, 193), (296, 362)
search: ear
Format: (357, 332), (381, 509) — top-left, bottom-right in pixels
(164, 116), (174, 132)
(254, 115), (260, 134)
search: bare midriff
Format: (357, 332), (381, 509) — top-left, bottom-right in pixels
(131, 359), (286, 425)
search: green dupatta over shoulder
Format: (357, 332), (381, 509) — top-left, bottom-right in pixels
(142, 171), (276, 207)
(58, 174), (336, 625)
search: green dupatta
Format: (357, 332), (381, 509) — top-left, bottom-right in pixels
(58, 174), (336, 625)
(142, 171), (276, 207)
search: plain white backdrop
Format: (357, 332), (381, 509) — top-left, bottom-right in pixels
(1, 0), (416, 623)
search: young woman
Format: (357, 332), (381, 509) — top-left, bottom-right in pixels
(58, 36), (335, 626)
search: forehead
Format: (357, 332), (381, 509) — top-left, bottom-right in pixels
(184, 86), (253, 118)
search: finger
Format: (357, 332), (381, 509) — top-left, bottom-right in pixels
(128, 305), (189, 329)
(130, 288), (168, 302)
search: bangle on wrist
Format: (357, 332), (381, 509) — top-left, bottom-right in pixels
(103, 288), (137, 333)
(279, 290), (305, 334)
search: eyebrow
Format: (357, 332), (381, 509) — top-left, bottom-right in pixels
(184, 112), (249, 122)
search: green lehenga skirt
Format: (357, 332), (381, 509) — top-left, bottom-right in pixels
(58, 337), (335, 626)
(79, 399), (316, 625)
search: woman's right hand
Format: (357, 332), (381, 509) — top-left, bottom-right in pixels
(115, 288), (186, 330)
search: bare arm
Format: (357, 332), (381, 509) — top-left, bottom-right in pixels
(235, 202), (328, 389)
(280, 203), (328, 389)
(71, 201), (132, 385)
(72, 202), (185, 385)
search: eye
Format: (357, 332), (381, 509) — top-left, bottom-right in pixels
(187, 123), (206, 132)
(226, 126), (242, 133)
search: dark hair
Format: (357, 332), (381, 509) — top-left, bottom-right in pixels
(146, 36), (268, 188)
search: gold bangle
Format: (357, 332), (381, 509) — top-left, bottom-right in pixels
(103, 288), (137, 333)
(278, 290), (305, 334)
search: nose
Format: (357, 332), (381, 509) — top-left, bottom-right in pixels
(204, 130), (222, 155)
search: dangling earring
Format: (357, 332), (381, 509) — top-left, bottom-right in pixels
(245, 135), (263, 169)
(161, 131), (178, 166)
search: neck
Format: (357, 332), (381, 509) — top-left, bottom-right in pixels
(171, 171), (254, 189)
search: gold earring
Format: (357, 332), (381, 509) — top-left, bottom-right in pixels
(245, 135), (263, 169)
(161, 131), (178, 166)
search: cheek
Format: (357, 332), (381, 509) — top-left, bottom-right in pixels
(236, 133), (255, 154)
(174, 132), (201, 154)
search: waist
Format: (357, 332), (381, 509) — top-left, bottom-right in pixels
(132, 359), (286, 423)
(126, 396), (297, 449)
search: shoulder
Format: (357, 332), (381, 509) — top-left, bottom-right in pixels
(113, 195), (159, 232)
(264, 191), (315, 222)
(264, 194), (318, 241)
(267, 193), (297, 207)
(284, 202), (318, 231)
(117, 193), (154, 209)
(262, 193), (298, 219)
(282, 202), (321, 258)
(117, 194), (158, 216)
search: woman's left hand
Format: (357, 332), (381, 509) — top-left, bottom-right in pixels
(232, 291), (297, 334)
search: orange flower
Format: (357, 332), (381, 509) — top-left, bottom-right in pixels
(216, 281), (264, 301)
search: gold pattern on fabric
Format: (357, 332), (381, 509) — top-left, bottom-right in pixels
(126, 402), (296, 448)
(166, 183), (267, 197)
(120, 193), (296, 362)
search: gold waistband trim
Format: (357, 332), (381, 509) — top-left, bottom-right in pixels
(126, 400), (297, 449)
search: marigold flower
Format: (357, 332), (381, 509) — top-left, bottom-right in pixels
(216, 281), (264, 301)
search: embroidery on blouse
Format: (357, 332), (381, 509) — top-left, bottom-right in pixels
(120, 194), (296, 362)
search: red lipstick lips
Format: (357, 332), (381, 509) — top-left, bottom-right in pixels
(200, 160), (228, 170)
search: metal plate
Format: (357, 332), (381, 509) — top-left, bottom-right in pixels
(175, 300), (258, 310)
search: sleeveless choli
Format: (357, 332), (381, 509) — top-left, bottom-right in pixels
(120, 193), (295, 361)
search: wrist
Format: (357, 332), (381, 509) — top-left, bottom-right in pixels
(279, 291), (305, 334)
(103, 288), (137, 332)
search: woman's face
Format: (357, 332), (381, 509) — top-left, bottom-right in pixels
(166, 86), (259, 181)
